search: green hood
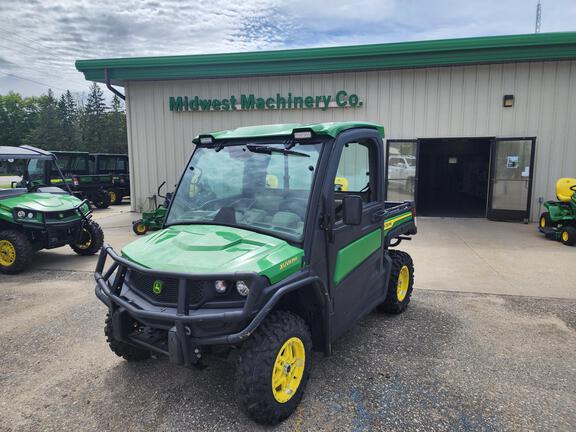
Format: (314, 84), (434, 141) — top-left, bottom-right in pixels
(122, 225), (304, 284)
(0, 192), (82, 212)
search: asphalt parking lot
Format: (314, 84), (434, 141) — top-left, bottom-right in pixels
(1, 209), (575, 431)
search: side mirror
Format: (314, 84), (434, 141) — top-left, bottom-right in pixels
(342, 195), (363, 225)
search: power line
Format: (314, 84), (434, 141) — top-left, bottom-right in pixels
(0, 72), (69, 92)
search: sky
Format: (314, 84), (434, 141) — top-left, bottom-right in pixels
(0, 0), (575, 100)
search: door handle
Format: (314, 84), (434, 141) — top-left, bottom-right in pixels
(371, 209), (387, 223)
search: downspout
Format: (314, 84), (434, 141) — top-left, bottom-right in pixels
(104, 68), (125, 100)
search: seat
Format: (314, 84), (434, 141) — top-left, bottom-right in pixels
(556, 178), (576, 202)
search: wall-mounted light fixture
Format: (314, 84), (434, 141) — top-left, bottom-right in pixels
(503, 94), (515, 107)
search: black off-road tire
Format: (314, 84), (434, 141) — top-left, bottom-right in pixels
(93, 190), (111, 209)
(70, 221), (104, 255)
(0, 230), (33, 275)
(104, 313), (151, 361)
(235, 311), (312, 425)
(132, 219), (149, 235)
(539, 212), (553, 229)
(379, 250), (414, 314)
(560, 226), (576, 246)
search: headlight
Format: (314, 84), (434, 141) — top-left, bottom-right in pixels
(214, 280), (228, 294)
(16, 210), (26, 218)
(27, 212), (34, 219)
(236, 280), (249, 297)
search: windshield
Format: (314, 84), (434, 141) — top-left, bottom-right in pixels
(165, 141), (323, 241)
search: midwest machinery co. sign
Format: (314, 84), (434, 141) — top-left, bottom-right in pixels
(168, 90), (363, 113)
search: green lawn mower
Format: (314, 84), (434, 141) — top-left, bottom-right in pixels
(539, 177), (576, 246)
(132, 181), (172, 235)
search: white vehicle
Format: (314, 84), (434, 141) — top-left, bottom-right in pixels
(388, 155), (416, 193)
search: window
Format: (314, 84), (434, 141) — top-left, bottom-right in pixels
(334, 140), (378, 220)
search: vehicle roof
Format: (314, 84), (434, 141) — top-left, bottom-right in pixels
(51, 151), (90, 155)
(90, 153), (128, 157)
(195, 121), (384, 143)
(0, 145), (54, 160)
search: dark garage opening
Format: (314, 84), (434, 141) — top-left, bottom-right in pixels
(417, 138), (491, 217)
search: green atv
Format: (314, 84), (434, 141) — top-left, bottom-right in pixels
(0, 146), (104, 274)
(539, 177), (576, 246)
(132, 182), (172, 235)
(94, 122), (417, 425)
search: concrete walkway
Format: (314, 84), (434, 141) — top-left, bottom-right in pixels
(403, 217), (576, 299)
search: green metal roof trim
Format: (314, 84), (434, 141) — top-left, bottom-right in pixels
(193, 122), (385, 142)
(76, 33), (576, 84)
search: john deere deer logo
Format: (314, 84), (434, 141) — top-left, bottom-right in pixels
(152, 280), (163, 295)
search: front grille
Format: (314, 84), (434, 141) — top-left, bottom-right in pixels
(127, 270), (206, 307)
(45, 209), (78, 221)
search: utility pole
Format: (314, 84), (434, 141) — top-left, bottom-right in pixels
(535, 0), (542, 33)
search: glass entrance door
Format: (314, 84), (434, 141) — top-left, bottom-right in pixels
(386, 140), (418, 202)
(487, 138), (536, 221)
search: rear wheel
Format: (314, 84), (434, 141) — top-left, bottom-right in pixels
(539, 212), (553, 229)
(560, 226), (576, 246)
(104, 313), (151, 361)
(379, 250), (414, 314)
(70, 221), (104, 255)
(236, 311), (312, 425)
(93, 190), (111, 209)
(109, 189), (124, 205)
(132, 219), (149, 235)
(0, 230), (33, 274)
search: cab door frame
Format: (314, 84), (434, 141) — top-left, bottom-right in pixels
(321, 128), (388, 341)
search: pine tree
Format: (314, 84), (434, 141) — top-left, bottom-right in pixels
(106, 94), (127, 153)
(57, 90), (79, 150)
(24, 89), (61, 150)
(82, 82), (106, 152)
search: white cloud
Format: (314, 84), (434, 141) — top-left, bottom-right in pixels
(0, 0), (574, 97)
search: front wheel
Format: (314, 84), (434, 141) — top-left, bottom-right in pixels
(104, 313), (151, 361)
(0, 230), (33, 274)
(560, 226), (576, 246)
(70, 221), (104, 255)
(132, 219), (149, 235)
(539, 212), (553, 229)
(379, 250), (414, 314)
(235, 311), (312, 425)
(108, 189), (124, 205)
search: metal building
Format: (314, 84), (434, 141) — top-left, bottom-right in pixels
(76, 33), (576, 221)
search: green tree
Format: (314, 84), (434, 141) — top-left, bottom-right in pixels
(0, 92), (40, 147)
(106, 94), (127, 153)
(24, 89), (61, 150)
(57, 90), (79, 150)
(82, 82), (106, 152)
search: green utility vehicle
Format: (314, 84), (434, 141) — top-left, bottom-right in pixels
(0, 146), (104, 274)
(132, 181), (172, 235)
(94, 122), (417, 424)
(43, 151), (113, 208)
(539, 177), (576, 245)
(90, 153), (130, 205)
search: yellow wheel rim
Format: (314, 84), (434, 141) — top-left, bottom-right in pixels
(109, 191), (117, 203)
(562, 231), (569, 242)
(397, 265), (410, 302)
(272, 337), (305, 403)
(76, 229), (92, 250)
(136, 224), (147, 234)
(540, 217), (546, 228)
(0, 240), (17, 267)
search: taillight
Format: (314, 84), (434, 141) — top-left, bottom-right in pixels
(72, 175), (79, 186)
(412, 208), (417, 218)
(120, 175), (125, 184)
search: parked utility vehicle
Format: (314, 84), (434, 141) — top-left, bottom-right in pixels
(0, 146), (104, 274)
(90, 153), (130, 205)
(132, 181), (172, 235)
(539, 177), (576, 245)
(94, 122), (417, 424)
